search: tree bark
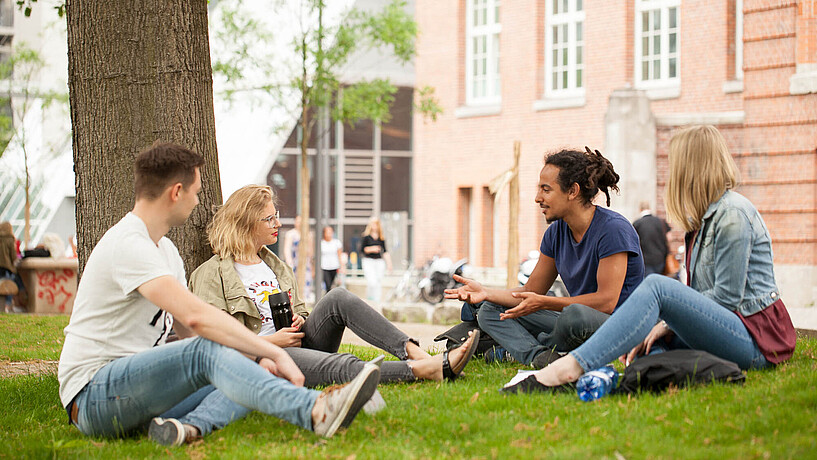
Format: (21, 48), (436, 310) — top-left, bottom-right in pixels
(67, 1), (222, 277)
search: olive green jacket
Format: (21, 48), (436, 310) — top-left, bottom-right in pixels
(188, 247), (309, 334)
(0, 235), (16, 273)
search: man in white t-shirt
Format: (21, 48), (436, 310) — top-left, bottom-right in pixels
(58, 142), (381, 445)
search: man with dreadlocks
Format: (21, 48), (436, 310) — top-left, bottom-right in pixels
(446, 147), (644, 369)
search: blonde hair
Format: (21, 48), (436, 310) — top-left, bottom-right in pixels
(362, 216), (384, 241)
(665, 125), (740, 233)
(208, 185), (276, 260)
(0, 222), (12, 237)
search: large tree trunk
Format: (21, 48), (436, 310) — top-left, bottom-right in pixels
(67, 1), (222, 277)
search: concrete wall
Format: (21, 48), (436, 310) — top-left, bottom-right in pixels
(604, 89), (657, 221)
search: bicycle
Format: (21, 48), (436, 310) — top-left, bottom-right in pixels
(385, 263), (421, 304)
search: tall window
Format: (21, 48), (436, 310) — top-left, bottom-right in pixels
(545, 0), (585, 98)
(466, 0), (501, 105)
(635, 0), (679, 89)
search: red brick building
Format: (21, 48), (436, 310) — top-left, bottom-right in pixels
(412, 0), (817, 307)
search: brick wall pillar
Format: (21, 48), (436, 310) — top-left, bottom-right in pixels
(604, 88), (657, 221)
(790, 0), (817, 94)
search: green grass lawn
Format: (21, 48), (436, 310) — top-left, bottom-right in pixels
(1, 315), (815, 459)
(0, 314), (67, 362)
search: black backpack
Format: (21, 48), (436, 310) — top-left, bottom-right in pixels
(434, 320), (499, 356)
(615, 349), (746, 394)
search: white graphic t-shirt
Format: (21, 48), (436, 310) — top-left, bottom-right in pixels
(234, 261), (283, 337)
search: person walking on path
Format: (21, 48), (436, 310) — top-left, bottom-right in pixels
(360, 217), (392, 303)
(633, 201), (671, 276)
(446, 147), (644, 368)
(58, 143), (381, 445)
(284, 215), (314, 300)
(506, 125), (796, 394)
(320, 226), (343, 291)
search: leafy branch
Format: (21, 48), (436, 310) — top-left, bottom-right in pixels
(16, 0), (65, 17)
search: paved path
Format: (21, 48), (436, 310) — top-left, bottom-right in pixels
(342, 307), (817, 353)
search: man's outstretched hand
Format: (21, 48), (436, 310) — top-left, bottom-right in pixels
(444, 274), (487, 304)
(499, 292), (545, 319)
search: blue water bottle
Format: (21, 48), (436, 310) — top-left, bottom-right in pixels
(576, 366), (619, 402)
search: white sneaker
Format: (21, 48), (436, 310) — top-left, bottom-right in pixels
(362, 389), (386, 416)
(313, 355), (383, 437)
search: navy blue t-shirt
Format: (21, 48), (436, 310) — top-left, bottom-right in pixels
(540, 206), (644, 310)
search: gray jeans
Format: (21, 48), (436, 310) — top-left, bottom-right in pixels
(477, 301), (610, 365)
(296, 287), (417, 385)
(164, 288), (416, 435)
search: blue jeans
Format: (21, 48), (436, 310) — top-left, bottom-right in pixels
(161, 385), (241, 436)
(1, 271), (13, 306)
(570, 274), (771, 371)
(73, 337), (320, 438)
(163, 287), (417, 436)
(477, 301), (609, 365)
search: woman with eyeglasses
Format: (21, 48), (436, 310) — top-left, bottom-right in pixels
(505, 125), (796, 394)
(168, 185), (478, 440)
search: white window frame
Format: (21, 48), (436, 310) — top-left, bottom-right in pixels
(724, 0), (743, 92)
(544, 0), (585, 100)
(465, 0), (501, 107)
(634, 0), (680, 94)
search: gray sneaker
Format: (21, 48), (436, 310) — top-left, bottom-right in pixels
(148, 417), (188, 446)
(313, 355), (383, 437)
(362, 389), (386, 416)
(532, 349), (563, 370)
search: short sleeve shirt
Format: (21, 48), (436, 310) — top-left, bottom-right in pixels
(234, 261), (283, 337)
(320, 239), (343, 270)
(361, 235), (386, 259)
(540, 206), (644, 310)
(58, 213), (185, 407)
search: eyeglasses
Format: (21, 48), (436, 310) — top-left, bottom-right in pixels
(259, 211), (280, 227)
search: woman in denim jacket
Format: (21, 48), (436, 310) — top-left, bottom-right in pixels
(507, 125), (796, 393)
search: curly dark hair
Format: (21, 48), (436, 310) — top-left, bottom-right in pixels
(544, 147), (620, 206)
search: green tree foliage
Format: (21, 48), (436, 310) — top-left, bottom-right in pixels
(0, 46), (48, 158)
(0, 43), (68, 245)
(212, 0), (442, 293)
(15, 0), (65, 18)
